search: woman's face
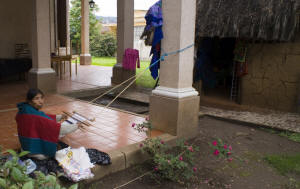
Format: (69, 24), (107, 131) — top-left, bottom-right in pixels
(29, 93), (44, 110)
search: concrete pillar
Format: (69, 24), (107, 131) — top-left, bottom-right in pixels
(28, 0), (56, 92)
(149, 0), (199, 139)
(50, 0), (56, 54)
(111, 0), (134, 85)
(80, 0), (91, 65)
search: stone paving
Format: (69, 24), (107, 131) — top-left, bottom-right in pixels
(200, 106), (300, 133)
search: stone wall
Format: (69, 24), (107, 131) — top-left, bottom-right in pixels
(0, 0), (32, 58)
(242, 35), (300, 112)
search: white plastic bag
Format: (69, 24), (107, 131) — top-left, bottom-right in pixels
(55, 147), (94, 182)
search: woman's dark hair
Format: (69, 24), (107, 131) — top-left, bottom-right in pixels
(26, 88), (44, 101)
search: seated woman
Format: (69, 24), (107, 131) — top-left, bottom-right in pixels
(16, 88), (79, 160)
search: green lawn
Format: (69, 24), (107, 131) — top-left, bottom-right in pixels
(136, 60), (157, 88)
(89, 57), (157, 88)
(265, 153), (300, 175)
(92, 57), (117, 67)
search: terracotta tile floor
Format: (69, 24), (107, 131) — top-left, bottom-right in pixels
(0, 65), (163, 152)
(57, 64), (112, 93)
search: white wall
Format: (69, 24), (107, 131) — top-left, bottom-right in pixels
(134, 26), (151, 61)
(0, 0), (32, 58)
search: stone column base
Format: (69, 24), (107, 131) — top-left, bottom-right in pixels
(28, 68), (57, 92)
(111, 63), (136, 87)
(80, 54), (91, 65)
(149, 87), (200, 139)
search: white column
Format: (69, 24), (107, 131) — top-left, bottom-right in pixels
(116, 0), (134, 65)
(80, 0), (91, 65)
(29, 0), (56, 92)
(111, 0), (135, 84)
(149, 0), (199, 138)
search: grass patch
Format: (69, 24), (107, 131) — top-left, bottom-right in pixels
(260, 128), (300, 143)
(92, 57), (117, 67)
(259, 127), (277, 134)
(136, 61), (157, 88)
(265, 154), (300, 175)
(279, 131), (300, 143)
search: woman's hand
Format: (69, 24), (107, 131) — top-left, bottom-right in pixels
(61, 114), (68, 120)
(56, 114), (67, 122)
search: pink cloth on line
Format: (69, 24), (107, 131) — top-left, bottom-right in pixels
(122, 48), (140, 70)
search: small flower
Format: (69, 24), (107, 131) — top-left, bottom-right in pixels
(213, 149), (219, 156)
(228, 145), (232, 151)
(223, 144), (228, 149)
(145, 116), (150, 121)
(179, 156), (183, 161)
(188, 146), (194, 152)
(154, 167), (158, 171)
(139, 143), (144, 148)
(167, 160), (171, 164)
(212, 141), (217, 146)
(227, 158), (233, 162)
(160, 140), (165, 144)
(131, 123), (136, 127)
(193, 167), (197, 172)
(227, 151), (232, 156)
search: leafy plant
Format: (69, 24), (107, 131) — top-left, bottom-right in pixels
(132, 118), (199, 184)
(90, 33), (117, 57)
(0, 148), (78, 189)
(131, 117), (152, 137)
(210, 138), (233, 162)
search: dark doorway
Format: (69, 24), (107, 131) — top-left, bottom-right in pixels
(194, 37), (239, 103)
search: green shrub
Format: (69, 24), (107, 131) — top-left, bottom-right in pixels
(210, 138), (233, 162)
(132, 118), (199, 184)
(0, 149), (77, 189)
(90, 33), (117, 57)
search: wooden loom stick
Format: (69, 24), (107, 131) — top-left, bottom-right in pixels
(72, 111), (95, 122)
(62, 111), (92, 126)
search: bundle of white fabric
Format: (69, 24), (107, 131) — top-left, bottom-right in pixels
(55, 147), (94, 182)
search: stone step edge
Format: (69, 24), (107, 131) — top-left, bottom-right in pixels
(82, 133), (177, 184)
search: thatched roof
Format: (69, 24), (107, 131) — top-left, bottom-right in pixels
(196, 0), (300, 41)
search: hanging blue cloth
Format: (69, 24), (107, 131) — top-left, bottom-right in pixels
(150, 42), (161, 79)
(144, 0), (163, 79)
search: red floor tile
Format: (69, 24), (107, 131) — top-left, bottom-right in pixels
(0, 70), (164, 152)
